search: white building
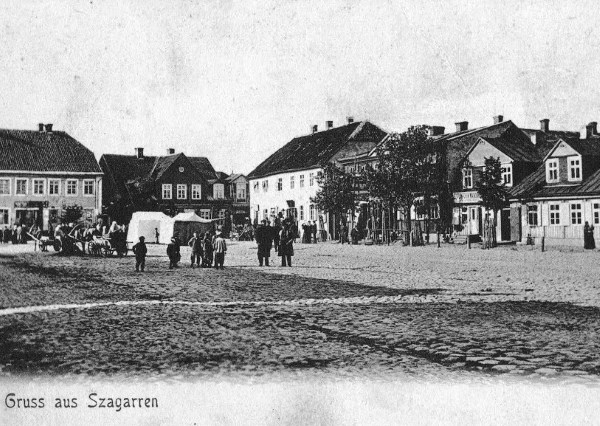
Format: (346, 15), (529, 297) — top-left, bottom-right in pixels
(248, 119), (387, 240)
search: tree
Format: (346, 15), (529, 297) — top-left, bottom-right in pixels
(363, 126), (446, 245)
(311, 164), (356, 241)
(477, 157), (510, 248)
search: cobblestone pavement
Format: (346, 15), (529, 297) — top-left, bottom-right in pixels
(0, 241), (599, 382)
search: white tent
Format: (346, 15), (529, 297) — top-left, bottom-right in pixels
(172, 212), (213, 223)
(127, 211), (174, 244)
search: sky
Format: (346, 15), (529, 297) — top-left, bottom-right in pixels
(1, 0), (600, 175)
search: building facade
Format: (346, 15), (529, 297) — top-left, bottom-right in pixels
(0, 124), (102, 231)
(248, 119), (387, 240)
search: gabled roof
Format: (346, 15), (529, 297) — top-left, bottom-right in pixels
(225, 173), (245, 183)
(510, 163), (600, 199)
(214, 171), (229, 180)
(0, 128), (101, 173)
(248, 121), (387, 179)
(543, 137), (600, 160)
(148, 153), (184, 180)
(470, 135), (540, 163)
(188, 157), (217, 180)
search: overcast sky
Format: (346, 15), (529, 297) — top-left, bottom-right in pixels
(1, 0), (599, 174)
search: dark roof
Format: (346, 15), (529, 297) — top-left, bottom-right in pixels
(479, 136), (540, 163)
(99, 153), (216, 201)
(546, 137), (600, 158)
(248, 121), (387, 179)
(510, 164), (600, 199)
(0, 128), (101, 173)
(225, 173), (245, 182)
(437, 120), (533, 182)
(214, 171), (229, 180)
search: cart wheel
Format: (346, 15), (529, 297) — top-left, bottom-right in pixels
(53, 240), (61, 252)
(103, 246), (111, 257)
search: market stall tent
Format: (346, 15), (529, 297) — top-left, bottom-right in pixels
(127, 211), (174, 244)
(171, 212), (217, 243)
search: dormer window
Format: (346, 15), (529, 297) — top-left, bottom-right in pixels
(568, 156), (582, 181)
(546, 159), (559, 183)
(501, 164), (512, 186)
(462, 168), (473, 189)
(213, 183), (224, 199)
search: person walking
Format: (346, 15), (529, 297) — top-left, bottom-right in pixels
(132, 236), (148, 272)
(213, 231), (227, 270)
(188, 232), (203, 268)
(278, 220), (294, 267)
(584, 221), (596, 250)
(202, 232), (214, 268)
(255, 220), (273, 266)
(167, 237), (181, 269)
(154, 228), (160, 244)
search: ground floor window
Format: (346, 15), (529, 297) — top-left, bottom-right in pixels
(549, 204), (560, 225)
(199, 209), (211, 219)
(461, 207), (468, 224)
(527, 205), (538, 226)
(0, 208), (8, 225)
(570, 203), (582, 225)
(309, 204), (316, 221)
(299, 205), (304, 220)
(593, 202), (600, 225)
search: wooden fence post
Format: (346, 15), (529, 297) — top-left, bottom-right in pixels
(541, 236), (545, 252)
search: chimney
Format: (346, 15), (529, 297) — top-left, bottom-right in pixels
(135, 147), (144, 159)
(347, 116), (354, 124)
(586, 122), (597, 139)
(326, 120), (334, 129)
(45, 123), (53, 133)
(493, 115), (504, 124)
(167, 148), (175, 155)
(311, 125), (318, 133)
(540, 119), (550, 133)
(38, 123), (44, 132)
(455, 121), (468, 132)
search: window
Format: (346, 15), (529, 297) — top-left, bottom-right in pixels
(83, 180), (94, 195)
(462, 168), (473, 189)
(501, 164), (512, 186)
(0, 208), (8, 225)
(549, 204), (560, 225)
(546, 159), (559, 183)
(299, 205), (304, 220)
(253, 181), (259, 193)
(31, 179), (44, 195)
(66, 180), (77, 196)
(461, 207), (468, 224)
(192, 184), (202, 200)
(48, 179), (60, 195)
(277, 178), (283, 191)
(594, 203), (600, 225)
(16, 179), (27, 195)
(309, 173), (315, 186)
(213, 183), (224, 199)
(290, 176), (295, 189)
(263, 209), (268, 220)
(309, 204), (316, 221)
(571, 203), (582, 225)
(236, 183), (246, 200)
(162, 184), (172, 199)
(527, 205), (538, 226)
(0, 178), (10, 195)
(299, 175), (305, 188)
(177, 184), (187, 199)
(218, 209), (226, 220)
(568, 157), (582, 181)
(262, 180), (268, 192)
(199, 209), (211, 219)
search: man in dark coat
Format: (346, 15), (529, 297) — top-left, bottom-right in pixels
(584, 221), (596, 250)
(167, 237), (181, 269)
(188, 232), (203, 268)
(278, 221), (294, 267)
(132, 236), (148, 272)
(311, 221), (318, 243)
(255, 220), (273, 266)
(202, 232), (213, 268)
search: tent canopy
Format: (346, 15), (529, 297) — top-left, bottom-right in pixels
(172, 212), (215, 223)
(127, 211), (174, 244)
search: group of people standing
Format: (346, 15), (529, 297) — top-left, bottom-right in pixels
(1, 224), (29, 244)
(255, 219), (295, 267)
(300, 221), (319, 244)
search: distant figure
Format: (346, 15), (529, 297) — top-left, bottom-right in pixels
(351, 226), (359, 245)
(311, 221), (318, 243)
(188, 232), (203, 268)
(213, 231), (227, 270)
(3, 226), (11, 243)
(584, 221), (596, 250)
(16, 224), (23, 244)
(278, 221), (294, 267)
(155, 228), (160, 244)
(255, 220), (273, 266)
(202, 232), (213, 268)
(132, 236), (148, 272)
(167, 237), (180, 269)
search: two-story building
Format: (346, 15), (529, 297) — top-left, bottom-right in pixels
(100, 148), (249, 224)
(248, 119), (387, 240)
(510, 135), (600, 246)
(0, 123), (103, 231)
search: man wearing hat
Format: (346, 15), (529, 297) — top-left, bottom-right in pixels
(213, 230), (227, 270)
(132, 236), (148, 272)
(167, 237), (181, 269)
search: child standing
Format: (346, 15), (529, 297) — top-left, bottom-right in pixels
(132, 236), (148, 272)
